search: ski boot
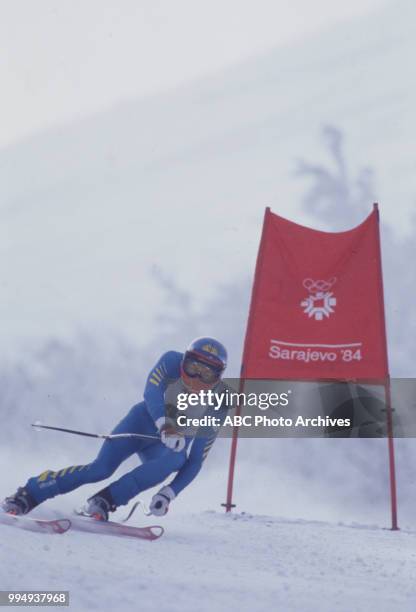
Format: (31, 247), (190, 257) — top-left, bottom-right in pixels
(1, 487), (38, 516)
(85, 488), (116, 521)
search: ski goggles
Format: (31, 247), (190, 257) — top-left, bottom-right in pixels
(182, 357), (222, 384)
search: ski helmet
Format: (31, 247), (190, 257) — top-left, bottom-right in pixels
(181, 337), (227, 392)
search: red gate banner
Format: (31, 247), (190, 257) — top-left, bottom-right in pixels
(242, 205), (389, 381)
(224, 204), (397, 529)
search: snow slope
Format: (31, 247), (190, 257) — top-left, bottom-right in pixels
(1, 0), (415, 350)
(1, 3), (416, 607)
(1, 1), (415, 519)
(1, 510), (415, 612)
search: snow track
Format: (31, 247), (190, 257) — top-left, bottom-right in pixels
(1, 511), (415, 612)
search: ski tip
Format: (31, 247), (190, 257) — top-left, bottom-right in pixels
(52, 519), (72, 534)
(148, 525), (164, 540)
(0, 512), (71, 535)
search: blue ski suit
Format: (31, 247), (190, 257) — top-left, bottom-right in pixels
(25, 351), (229, 507)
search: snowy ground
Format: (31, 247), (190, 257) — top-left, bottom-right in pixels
(1, 510), (415, 612)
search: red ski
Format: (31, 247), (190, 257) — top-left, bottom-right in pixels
(0, 511), (71, 534)
(70, 514), (164, 541)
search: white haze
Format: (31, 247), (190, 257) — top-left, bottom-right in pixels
(1, 0), (386, 147)
(1, 0), (416, 530)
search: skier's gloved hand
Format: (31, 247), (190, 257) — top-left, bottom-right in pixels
(156, 418), (185, 452)
(161, 426), (185, 452)
(149, 486), (175, 516)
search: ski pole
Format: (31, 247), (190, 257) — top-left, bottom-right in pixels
(31, 422), (160, 441)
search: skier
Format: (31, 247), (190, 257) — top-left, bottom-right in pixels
(2, 337), (229, 521)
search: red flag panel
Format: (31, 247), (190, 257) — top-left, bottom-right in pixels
(243, 206), (389, 381)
